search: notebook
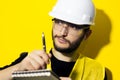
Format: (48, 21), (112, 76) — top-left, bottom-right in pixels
(12, 69), (60, 80)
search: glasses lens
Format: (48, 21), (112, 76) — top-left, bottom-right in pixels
(52, 18), (89, 35)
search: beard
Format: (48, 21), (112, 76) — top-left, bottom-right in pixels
(52, 30), (85, 53)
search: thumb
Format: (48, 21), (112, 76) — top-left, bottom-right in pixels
(48, 53), (52, 58)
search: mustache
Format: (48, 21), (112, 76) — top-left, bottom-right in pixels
(54, 35), (71, 44)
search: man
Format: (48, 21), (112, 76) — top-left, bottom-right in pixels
(0, 0), (105, 80)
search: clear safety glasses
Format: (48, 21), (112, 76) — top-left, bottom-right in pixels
(52, 18), (89, 36)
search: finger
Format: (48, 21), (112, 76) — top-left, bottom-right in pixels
(60, 77), (72, 80)
(48, 53), (52, 58)
(33, 50), (51, 64)
(21, 57), (36, 70)
(26, 61), (36, 70)
(29, 53), (46, 69)
(29, 57), (44, 69)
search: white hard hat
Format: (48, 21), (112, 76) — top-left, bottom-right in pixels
(49, 0), (95, 25)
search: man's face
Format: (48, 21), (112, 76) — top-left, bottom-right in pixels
(52, 19), (88, 53)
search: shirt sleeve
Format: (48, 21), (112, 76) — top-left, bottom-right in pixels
(0, 52), (28, 70)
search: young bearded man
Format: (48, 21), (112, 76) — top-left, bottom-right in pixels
(0, 0), (105, 80)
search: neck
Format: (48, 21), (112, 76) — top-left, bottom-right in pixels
(52, 48), (79, 62)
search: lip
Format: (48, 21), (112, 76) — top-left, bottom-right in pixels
(57, 37), (67, 44)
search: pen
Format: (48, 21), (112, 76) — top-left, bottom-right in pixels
(42, 32), (49, 69)
(42, 32), (46, 52)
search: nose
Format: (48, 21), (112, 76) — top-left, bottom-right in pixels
(60, 24), (69, 36)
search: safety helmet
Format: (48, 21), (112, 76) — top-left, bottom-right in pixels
(49, 0), (95, 25)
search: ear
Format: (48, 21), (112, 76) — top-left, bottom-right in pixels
(84, 30), (92, 40)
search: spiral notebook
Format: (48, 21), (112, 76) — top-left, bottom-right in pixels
(12, 69), (60, 80)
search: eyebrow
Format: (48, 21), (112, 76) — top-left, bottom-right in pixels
(52, 18), (90, 29)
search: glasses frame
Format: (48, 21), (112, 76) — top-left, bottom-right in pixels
(52, 18), (90, 30)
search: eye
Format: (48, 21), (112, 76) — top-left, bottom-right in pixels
(69, 24), (80, 30)
(53, 19), (62, 25)
(54, 20), (59, 23)
(71, 26), (77, 30)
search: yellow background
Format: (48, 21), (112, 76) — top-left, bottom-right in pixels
(0, 0), (119, 80)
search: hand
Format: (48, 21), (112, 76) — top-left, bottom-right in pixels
(17, 50), (51, 71)
(60, 77), (72, 80)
